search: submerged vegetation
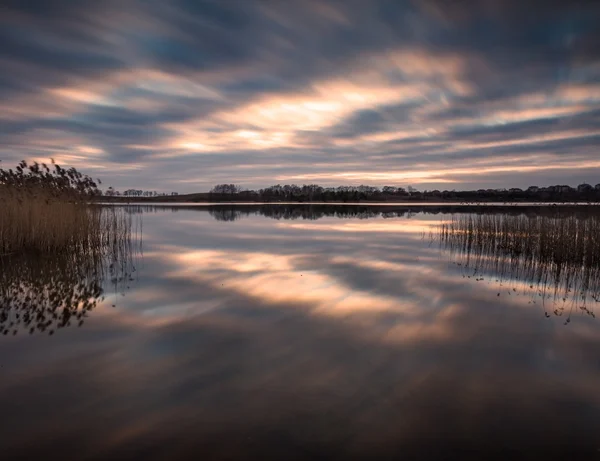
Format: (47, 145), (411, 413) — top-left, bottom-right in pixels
(439, 211), (600, 321)
(0, 160), (101, 254)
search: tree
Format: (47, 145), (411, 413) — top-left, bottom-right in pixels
(210, 184), (240, 195)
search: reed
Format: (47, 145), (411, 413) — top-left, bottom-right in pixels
(0, 206), (139, 336)
(0, 160), (102, 254)
(0, 160), (142, 336)
(439, 210), (600, 319)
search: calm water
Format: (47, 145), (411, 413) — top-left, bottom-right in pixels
(1, 205), (599, 460)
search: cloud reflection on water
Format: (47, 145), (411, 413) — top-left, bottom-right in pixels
(1, 206), (599, 459)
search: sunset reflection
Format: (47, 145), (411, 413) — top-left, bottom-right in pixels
(2, 207), (600, 459)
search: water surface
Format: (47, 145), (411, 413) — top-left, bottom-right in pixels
(1, 205), (599, 460)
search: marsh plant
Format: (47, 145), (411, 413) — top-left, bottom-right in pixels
(439, 211), (600, 321)
(1, 160), (142, 336)
(0, 160), (101, 254)
(0, 208), (140, 336)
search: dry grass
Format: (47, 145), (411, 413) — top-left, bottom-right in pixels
(0, 206), (139, 336)
(0, 160), (102, 254)
(0, 161), (141, 336)
(1, 199), (100, 254)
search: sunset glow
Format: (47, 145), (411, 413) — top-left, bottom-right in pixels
(1, 1), (599, 192)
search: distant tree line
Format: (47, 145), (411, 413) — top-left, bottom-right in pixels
(425, 183), (600, 203)
(209, 184), (410, 202)
(208, 182), (600, 203)
(102, 187), (178, 197)
(98, 182), (600, 203)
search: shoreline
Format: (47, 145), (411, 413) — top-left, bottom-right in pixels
(96, 201), (600, 207)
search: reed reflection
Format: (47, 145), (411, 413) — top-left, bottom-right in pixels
(0, 208), (140, 336)
(440, 211), (600, 322)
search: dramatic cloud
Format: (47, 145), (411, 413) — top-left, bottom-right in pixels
(1, 0), (599, 191)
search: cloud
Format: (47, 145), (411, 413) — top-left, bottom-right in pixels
(1, 0), (599, 191)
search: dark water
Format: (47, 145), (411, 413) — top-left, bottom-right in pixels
(1, 205), (599, 460)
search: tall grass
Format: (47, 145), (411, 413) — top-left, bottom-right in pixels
(0, 160), (142, 336)
(439, 211), (600, 319)
(0, 160), (101, 254)
(0, 207), (140, 336)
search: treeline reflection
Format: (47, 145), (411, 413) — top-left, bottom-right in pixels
(119, 204), (600, 222)
(440, 210), (600, 321)
(0, 209), (140, 336)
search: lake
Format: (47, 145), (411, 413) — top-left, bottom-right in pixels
(1, 205), (599, 460)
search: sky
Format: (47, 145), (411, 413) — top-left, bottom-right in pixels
(1, 0), (599, 193)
